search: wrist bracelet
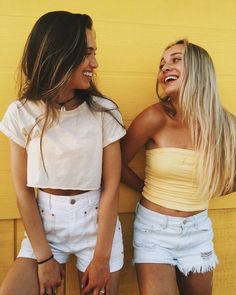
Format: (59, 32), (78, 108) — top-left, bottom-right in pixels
(37, 254), (54, 265)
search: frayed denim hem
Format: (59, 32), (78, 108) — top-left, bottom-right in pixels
(178, 257), (219, 276)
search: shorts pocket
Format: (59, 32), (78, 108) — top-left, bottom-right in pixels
(111, 218), (124, 257)
(113, 218), (123, 242)
(90, 200), (100, 227)
(38, 203), (56, 234)
(197, 218), (212, 232)
(133, 218), (165, 249)
(134, 217), (164, 233)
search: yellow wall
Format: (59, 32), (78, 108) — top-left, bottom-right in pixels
(0, 1), (236, 294)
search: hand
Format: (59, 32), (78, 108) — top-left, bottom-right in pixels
(81, 257), (110, 295)
(38, 257), (64, 295)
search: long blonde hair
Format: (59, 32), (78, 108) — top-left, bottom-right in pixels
(159, 39), (236, 198)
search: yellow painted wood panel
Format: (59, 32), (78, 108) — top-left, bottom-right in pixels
(0, 220), (14, 283)
(210, 209), (236, 294)
(0, 0), (236, 30)
(64, 256), (80, 294)
(0, 1), (236, 292)
(15, 219), (25, 256)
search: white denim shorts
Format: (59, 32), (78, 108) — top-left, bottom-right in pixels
(18, 189), (124, 272)
(133, 203), (218, 276)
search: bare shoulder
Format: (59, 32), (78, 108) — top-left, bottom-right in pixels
(132, 103), (166, 130)
(124, 103), (167, 145)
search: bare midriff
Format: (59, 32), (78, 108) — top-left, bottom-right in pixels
(39, 188), (90, 196)
(140, 196), (204, 217)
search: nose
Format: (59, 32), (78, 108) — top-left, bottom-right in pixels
(90, 55), (98, 69)
(161, 62), (172, 72)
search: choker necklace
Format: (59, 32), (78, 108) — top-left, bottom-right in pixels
(57, 95), (77, 111)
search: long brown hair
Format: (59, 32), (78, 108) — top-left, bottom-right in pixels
(18, 11), (123, 172)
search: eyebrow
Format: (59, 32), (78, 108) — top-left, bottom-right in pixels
(86, 46), (97, 51)
(160, 52), (183, 63)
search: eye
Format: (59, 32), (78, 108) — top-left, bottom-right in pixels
(173, 57), (181, 63)
(159, 63), (165, 70)
(85, 49), (92, 56)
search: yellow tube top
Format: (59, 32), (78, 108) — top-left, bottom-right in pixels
(142, 147), (209, 211)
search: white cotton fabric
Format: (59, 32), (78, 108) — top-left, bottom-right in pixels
(18, 190), (124, 272)
(0, 96), (126, 189)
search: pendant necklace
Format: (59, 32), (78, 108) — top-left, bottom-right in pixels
(57, 95), (77, 111)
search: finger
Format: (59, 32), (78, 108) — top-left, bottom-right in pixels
(60, 266), (65, 280)
(40, 285), (46, 295)
(81, 284), (93, 295)
(81, 272), (88, 289)
(97, 287), (106, 295)
(42, 289), (52, 295)
(92, 286), (100, 295)
(104, 285), (109, 295)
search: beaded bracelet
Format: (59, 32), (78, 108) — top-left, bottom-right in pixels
(37, 254), (54, 265)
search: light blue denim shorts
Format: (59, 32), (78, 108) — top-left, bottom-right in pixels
(133, 203), (218, 276)
(18, 189), (124, 272)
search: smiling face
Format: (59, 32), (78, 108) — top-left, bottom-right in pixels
(66, 29), (98, 93)
(157, 44), (185, 99)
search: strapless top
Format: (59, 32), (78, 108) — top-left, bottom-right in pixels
(142, 148), (209, 211)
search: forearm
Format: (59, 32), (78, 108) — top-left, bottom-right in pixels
(121, 164), (144, 193)
(93, 189), (119, 261)
(17, 188), (52, 261)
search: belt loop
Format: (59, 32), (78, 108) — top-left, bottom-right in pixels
(135, 202), (140, 213)
(161, 215), (168, 229)
(88, 190), (95, 206)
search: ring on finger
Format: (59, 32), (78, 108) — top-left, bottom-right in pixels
(52, 287), (57, 294)
(100, 288), (106, 294)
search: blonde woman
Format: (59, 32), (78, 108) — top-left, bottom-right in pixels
(121, 39), (236, 295)
(0, 11), (125, 295)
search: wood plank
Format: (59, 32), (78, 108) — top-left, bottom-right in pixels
(65, 256), (81, 294)
(119, 213), (139, 295)
(210, 209), (236, 294)
(0, 220), (14, 284)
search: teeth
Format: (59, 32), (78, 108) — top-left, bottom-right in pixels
(83, 71), (92, 77)
(165, 76), (177, 83)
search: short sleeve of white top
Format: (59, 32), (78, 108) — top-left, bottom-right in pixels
(0, 96), (126, 190)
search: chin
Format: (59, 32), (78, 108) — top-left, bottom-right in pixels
(165, 88), (179, 97)
(78, 84), (91, 90)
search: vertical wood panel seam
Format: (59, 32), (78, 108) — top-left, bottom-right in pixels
(13, 219), (17, 259)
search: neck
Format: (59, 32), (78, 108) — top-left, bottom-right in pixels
(57, 95), (78, 111)
(163, 97), (182, 120)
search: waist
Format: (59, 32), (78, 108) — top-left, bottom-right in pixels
(39, 188), (90, 196)
(140, 197), (204, 217)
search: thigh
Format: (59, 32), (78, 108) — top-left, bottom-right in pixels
(0, 258), (39, 295)
(136, 263), (178, 295)
(78, 270), (120, 295)
(109, 270), (120, 295)
(176, 268), (213, 295)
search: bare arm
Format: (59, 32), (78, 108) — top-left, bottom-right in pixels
(121, 105), (164, 192)
(9, 140), (63, 294)
(81, 140), (122, 295)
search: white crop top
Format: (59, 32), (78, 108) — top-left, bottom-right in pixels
(0, 96), (126, 190)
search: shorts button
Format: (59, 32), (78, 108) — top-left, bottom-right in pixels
(70, 199), (76, 205)
(183, 219), (187, 224)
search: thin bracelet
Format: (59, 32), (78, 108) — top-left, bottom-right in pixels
(37, 254), (54, 265)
